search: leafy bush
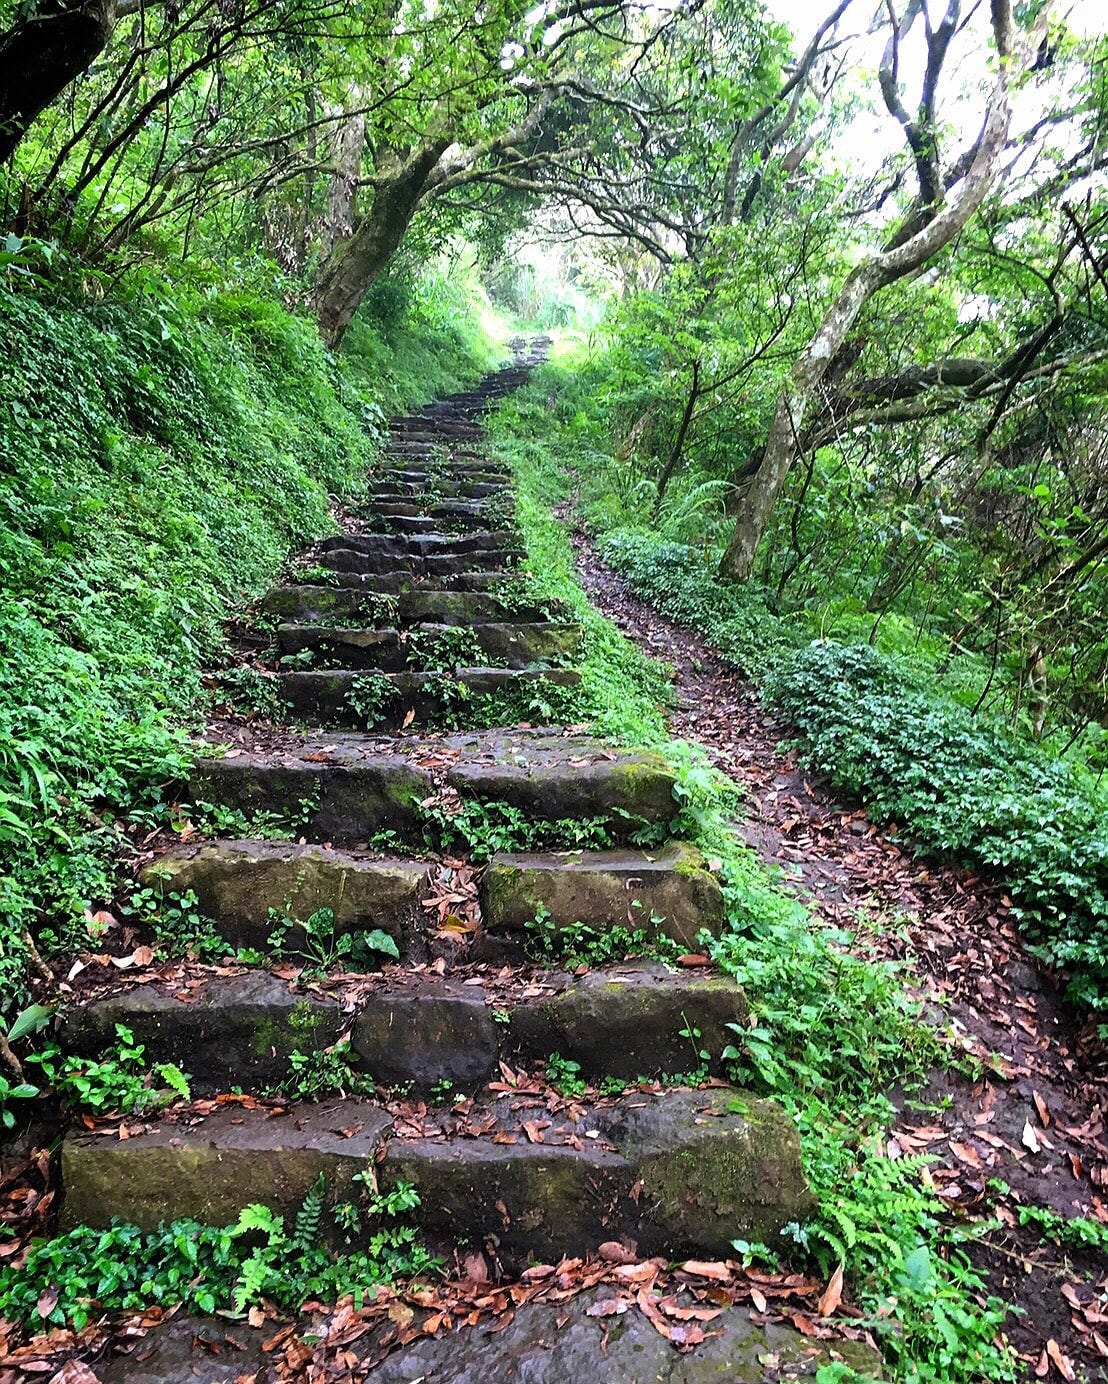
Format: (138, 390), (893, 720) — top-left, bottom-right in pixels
(767, 642), (1108, 1008)
(0, 1178), (434, 1331)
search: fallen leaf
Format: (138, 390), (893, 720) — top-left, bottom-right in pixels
(1022, 1120), (1041, 1154)
(1046, 1339), (1076, 1381)
(678, 1260), (730, 1281)
(1033, 1090), (1051, 1127)
(586, 1299), (628, 1318)
(817, 1264), (844, 1319)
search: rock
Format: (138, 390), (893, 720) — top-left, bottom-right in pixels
(61, 1088), (812, 1262)
(351, 982), (499, 1089)
(507, 962), (748, 1077)
(140, 840), (430, 952)
(95, 1296), (882, 1382)
(60, 973), (341, 1094)
(365, 1290), (881, 1382)
(481, 841), (724, 947)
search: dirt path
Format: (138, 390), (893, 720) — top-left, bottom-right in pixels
(569, 529), (1108, 1383)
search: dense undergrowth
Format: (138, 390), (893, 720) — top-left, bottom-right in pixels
(0, 260), (497, 1009)
(492, 363), (1108, 1018)
(489, 399), (1018, 1384)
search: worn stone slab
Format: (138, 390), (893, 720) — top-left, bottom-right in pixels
(190, 732), (676, 846)
(481, 841), (723, 947)
(94, 1300), (879, 1384)
(318, 546), (523, 579)
(60, 972), (342, 1094)
(348, 962), (747, 1087)
(61, 1087), (812, 1262)
(139, 839), (431, 950)
(276, 621), (582, 671)
(317, 531), (518, 559)
(278, 667), (581, 728)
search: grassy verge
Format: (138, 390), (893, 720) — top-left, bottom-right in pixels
(487, 397), (1018, 1384)
(0, 264), (497, 1011)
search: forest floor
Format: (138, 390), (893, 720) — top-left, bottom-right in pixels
(567, 520), (1108, 1384)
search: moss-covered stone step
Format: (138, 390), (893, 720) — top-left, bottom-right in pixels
(60, 1086), (812, 1264)
(350, 962), (747, 1086)
(60, 971), (342, 1093)
(369, 478), (500, 501)
(62, 963), (748, 1095)
(480, 842), (726, 949)
(275, 621), (582, 670)
(277, 666), (581, 728)
(318, 545), (522, 579)
(139, 839), (432, 951)
(317, 531), (519, 560)
(262, 586), (548, 627)
(295, 569), (519, 595)
(190, 730), (677, 846)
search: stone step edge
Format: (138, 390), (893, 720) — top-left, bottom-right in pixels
(59, 1086), (812, 1267)
(60, 961), (749, 1093)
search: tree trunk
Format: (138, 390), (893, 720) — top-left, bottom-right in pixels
(718, 1), (1018, 583)
(0, 0), (116, 163)
(311, 140), (448, 348)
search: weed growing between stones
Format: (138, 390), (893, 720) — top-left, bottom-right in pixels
(266, 905), (399, 976)
(270, 1040), (375, 1102)
(28, 1024), (191, 1117)
(523, 906), (684, 968)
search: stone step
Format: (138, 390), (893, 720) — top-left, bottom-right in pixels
(318, 546), (522, 579)
(139, 838), (432, 951)
(298, 569), (519, 595)
(190, 730), (676, 847)
(62, 962), (747, 1095)
(480, 842), (726, 950)
(60, 1086), (811, 1267)
(278, 667), (582, 728)
(262, 586), (546, 625)
(317, 530), (519, 559)
(277, 622), (582, 670)
(370, 480), (500, 500)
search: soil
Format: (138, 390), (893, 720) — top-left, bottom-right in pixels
(569, 528), (1108, 1384)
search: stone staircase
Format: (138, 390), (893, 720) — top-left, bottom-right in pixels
(58, 339), (812, 1285)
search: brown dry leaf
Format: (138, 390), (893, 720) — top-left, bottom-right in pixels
(462, 1252), (488, 1282)
(676, 954), (711, 968)
(402, 709), (416, 728)
(1046, 1339), (1076, 1381)
(750, 1288), (768, 1313)
(585, 1299), (628, 1318)
(247, 1306), (266, 1328)
(678, 1260), (730, 1282)
(1033, 1090), (1051, 1127)
(817, 1264), (844, 1319)
(598, 1241), (639, 1265)
(47, 1363), (101, 1384)
(520, 1264), (556, 1283)
(522, 1121), (547, 1145)
(36, 1286), (59, 1320)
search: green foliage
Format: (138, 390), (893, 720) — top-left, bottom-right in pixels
(413, 794), (660, 865)
(0, 1180), (435, 1331)
(345, 672), (400, 729)
(1016, 1202), (1108, 1254)
(30, 1023), (191, 1115)
(0, 272), (493, 1010)
(767, 641), (1108, 1010)
(275, 1041), (375, 1102)
(124, 886), (228, 961)
(524, 905), (683, 969)
(266, 906), (400, 976)
(405, 626), (487, 672)
(544, 1052), (587, 1097)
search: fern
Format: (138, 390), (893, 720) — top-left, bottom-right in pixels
(293, 1172), (327, 1252)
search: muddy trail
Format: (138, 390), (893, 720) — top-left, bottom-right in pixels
(568, 528), (1108, 1382)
